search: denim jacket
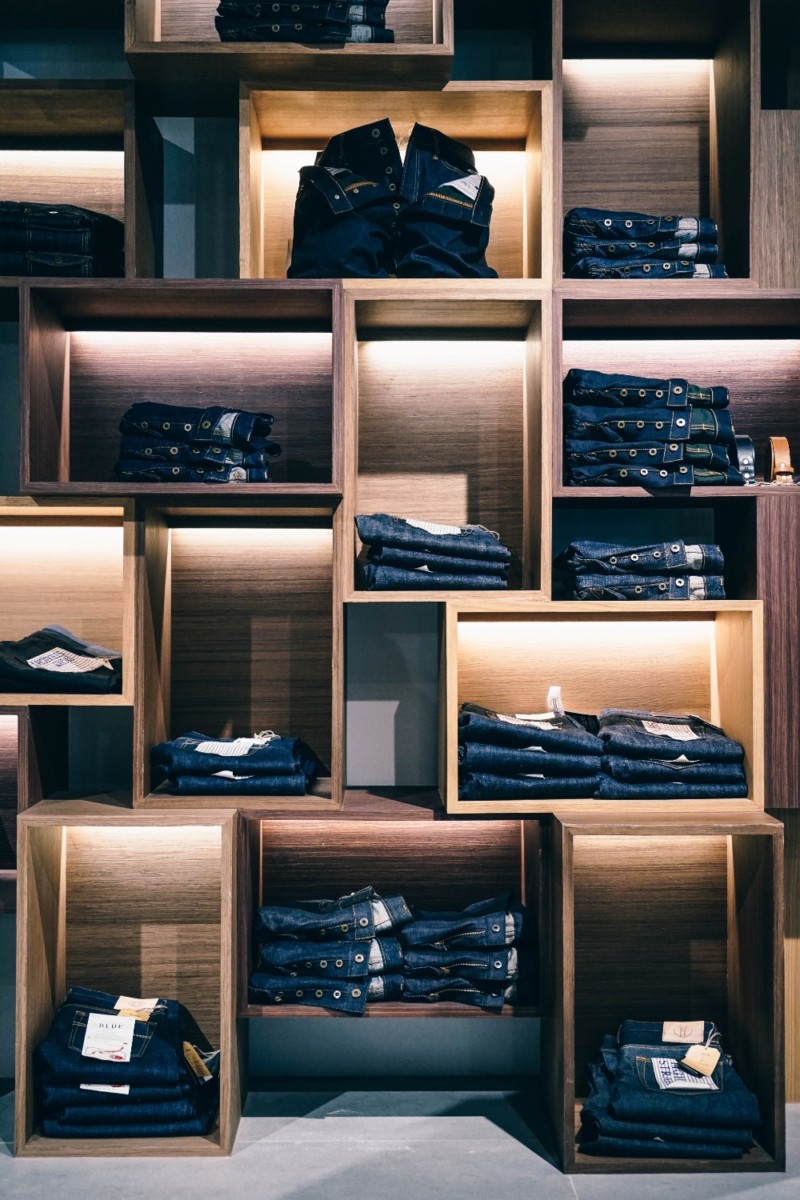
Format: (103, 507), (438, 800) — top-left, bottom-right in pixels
(556, 539), (725, 577)
(563, 404), (735, 445)
(564, 207), (718, 243)
(119, 402), (276, 451)
(257, 936), (404, 977)
(400, 896), (526, 949)
(254, 887), (413, 942)
(563, 369), (728, 410)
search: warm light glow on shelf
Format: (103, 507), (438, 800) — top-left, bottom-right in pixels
(564, 59), (711, 80)
(359, 339), (523, 371)
(69, 825), (222, 853)
(171, 525), (333, 556)
(0, 151), (125, 220)
(70, 330), (332, 355)
(564, 339), (800, 377)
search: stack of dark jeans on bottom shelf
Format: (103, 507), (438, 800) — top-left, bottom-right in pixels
(151, 731), (321, 796)
(578, 1021), (759, 1159)
(457, 702), (603, 801)
(564, 208), (727, 279)
(0, 201), (124, 277)
(249, 887), (530, 1013)
(597, 710), (748, 800)
(356, 513), (511, 590)
(215, 0), (393, 42)
(555, 539), (726, 601)
(114, 401), (281, 484)
(34, 988), (220, 1138)
(0, 625), (122, 694)
(563, 369), (744, 489)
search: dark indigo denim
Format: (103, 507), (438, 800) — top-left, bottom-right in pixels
(254, 887), (413, 942)
(248, 971), (385, 1012)
(556, 540), (725, 577)
(403, 947), (518, 982)
(402, 976), (507, 1010)
(458, 703), (603, 754)
(563, 405), (735, 445)
(164, 771), (311, 795)
(366, 544), (509, 575)
(119, 435), (279, 469)
(603, 756), (747, 785)
(218, 0), (388, 18)
(0, 627), (122, 695)
(288, 119), (497, 279)
(55, 1092), (218, 1126)
(459, 771), (600, 800)
(564, 208), (718, 243)
(258, 936), (403, 976)
(34, 1001), (185, 1087)
(151, 732), (311, 777)
(458, 740), (601, 777)
(0, 251), (117, 277)
(119, 402), (275, 451)
(598, 710), (745, 763)
(400, 897), (527, 949)
(114, 459), (272, 484)
(41, 1114), (217, 1137)
(596, 777), (748, 799)
(617, 1020), (720, 1047)
(0, 201), (124, 276)
(571, 574), (726, 601)
(360, 563), (508, 590)
(567, 239), (719, 267)
(356, 513), (511, 563)
(563, 369), (728, 410)
(216, 18), (393, 40)
(40, 1079), (197, 1108)
(609, 1044), (760, 1130)
(568, 258), (728, 280)
(567, 463), (744, 488)
(564, 441), (732, 469)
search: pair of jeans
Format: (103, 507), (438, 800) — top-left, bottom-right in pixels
(458, 771), (600, 800)
(570, 574), (726, 600)
(360, 563), (507, 591)
(565, 440), (732, 470)
(603, 756), (747, 785)
(563, 369), (729, 410)
(356, 513), (511, 564)
(0, 626), (122, 695)
(255, 887), (413, 942)
(598, 710), (745, 763)
(596, 777), (748, 799)
(563, 405), (736, 445)
(458, 703), (602, 754)
(215, 0), (392, 41)
(458, 740), (601, 777)
(151, 731), (320, 795)
(288, 119), (497, 278)
(567, 463), (744, 488)
(258, 936), (404, 976)
(0, 201), (124, 276)
(556, 540), (726, 577)
(366, 544), (510, 574)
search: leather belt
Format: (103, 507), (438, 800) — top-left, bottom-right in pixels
(733, 434), (756, 484)
(770, 436), (795, 484)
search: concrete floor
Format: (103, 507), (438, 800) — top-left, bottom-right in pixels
(0, 1087), (797, 1200)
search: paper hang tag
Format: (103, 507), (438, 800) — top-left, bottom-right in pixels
(81, 1012), (136, 1063)
(183, 1042), (213, 1082)
(680, 1044), (722, 1078)
(642, 720), (700, 742)
(662, 1020), (706, 1045)
(114, 995), (157, 1021)
(27, 647), (113, 674)
(441, 173), (481, 201)
(497, 711), (557, 729)
(405, 517), (463, 537)
(547, 686), (565, 717)
(651, 1057), (719, 1091)
(195, 737), (267, 757)
(80, 1083), (131, 1096)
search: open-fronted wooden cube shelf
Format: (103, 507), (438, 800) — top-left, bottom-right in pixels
(555, 291), (800, 495)
(135, 507), (341, 810)
(0, 499), (135, 705)
(21, 280), (341, 495)
(0, 706), (68, 900)
(15, 802), (241, 1156)
(241, 816), (539, 1017)
(0, 81), (153, 281)
(541, 813), (785, 1172)
(126, 0), (454, 89)
(344, 289), (549, 600)
(559, 0), (753, 279)
(240, 84), (551, 281)
(444, 600), (764, 814)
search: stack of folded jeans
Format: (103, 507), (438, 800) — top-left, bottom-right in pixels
(0, 625), (122, 694)
(215, 0), (394, 42)
(113, 401), (281, 485)
(597, 710), (748, 800)
(151, 730), (321, 796)
(34, 987), (220, 1138)
(564, 208), (727, 279)
(0, 200), (124, 277)
(457, 702), (603, 801)
(288, 119), (497, 278)
(578, 1020), (759, 1159)
(555, 539), (726, 601)
(356, 513), (511, 590)
(249, 887), (529, 1013)
(563, 368), (744, 488)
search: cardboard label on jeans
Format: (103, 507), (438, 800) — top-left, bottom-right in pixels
(680, 1045), (722, 1077)
(195, 737), (265, 757)
(115, 995), (158, 1020)
(183, 1042), (213, 1082)
(80, 1083), (131, 1095)
(642, 721), (700, 742)
(27, 647), (112, 674)
(651, 1058), (719, 1091)
(662, 1020), (705, 1044)
(81, 1013), (135, 1063)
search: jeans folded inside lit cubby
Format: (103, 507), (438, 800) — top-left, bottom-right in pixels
(0, 501), (134, 704)
(21, 281), (340, 494)
(242, 816), (539, 1017)
(445, 601), (763, 814)
(15, 805), (240, 1156)
(346, 292), (547, 599)
(240, 84), (549, 281)
(560, 0), (752, 279)
(136, 508), (340, 809)
(541, 815), (784, 1172)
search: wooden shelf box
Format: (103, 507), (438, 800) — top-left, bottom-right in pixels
(558, 0), (754, 279)
(343, 289), (550, 600)
(240, 84), (551, 282)
(135, 506), (342, 811)
(444, 600), (764, 815)
(0, 81), (154, 281)
(126, 0), (454, 90)
(241, 815), (540, 1018)
(20, 280), (342, 496)
(15, 802), (241, 1156)
(0, 499), (135, 705)
(554, 291), (800, 495)
(541, 813), (785, 1172)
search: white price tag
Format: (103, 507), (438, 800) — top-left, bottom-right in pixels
(442, 173), (481, 200)
(81, 1013), (136, 1063)
(195, 737), (264, 757)
(642, 721), (700, 742)
(405, 518), (463, 536)
(27, 647), (112, 674)
(662, 1020), (706, 1045)
(80, 1083), (131, 1095)
(651, 1058), (718, 1091)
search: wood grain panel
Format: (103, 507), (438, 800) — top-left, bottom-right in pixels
(572, 833), (729, 1094)
(0, 152), (124, 223)
(24, 290), (70, 487)
(785, 812), (800, 1101)
(68, 330), (333, 485)
(159, 0), (435, 43)
(752, 111), (800, 288)
(711, 4), (751, 277)
(758, 496), (800, 809)
(0, 715), (19, 871)
(0, 84), (125, 139)
(65, 825), (223, 1044)
(169, 524), (333, 770)
(562, 0), (740, 52)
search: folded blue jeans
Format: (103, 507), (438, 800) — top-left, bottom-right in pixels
(568, 258), (727, 280)
(255, 887), (413, 942)
(360, 563), (507, 590)
(603, 756), (747, 785)
(458, 703), (602, 754)
(563, 369), (728, 410)
(356, 513), (511, 564)
(367, 544), (509, 575)
(458, 740), (601, 777)
(459, 771), (600, 800)
(608, 1044), (760, 1130)
(598, 710), (745, 763)
(556, 540), (725, 577)
(564, 207), (718, 243)
(164, 771), (310, 795)
(151, 732), (313, 777)
(563, 404), (735, 445)
(570, 574), (726, 601)
(41, 1113), (217, 1138)
(596, 778), (748, 799)
(0, 626), (122, 695)
(119, 402), (275, 451)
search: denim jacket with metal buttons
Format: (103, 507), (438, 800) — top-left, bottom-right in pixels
(400, 896), (527, 950)
(119, 402), (276, 451)
(567, 462), (744, 488)
(402, 975), (512, 1011)
(571, 573), (726, 601)
(254, 887), (413, 942)
(563, 404), (735, 445)
(564, 440), (731, 470)
(556, 539), (725, 577)
(564, 207), (718, 242)
(563, 369), (728, 410)
(569, 257), (727, 280)
(257, 936), (403, 977)
(403, 946), (518, 982)
(247, 971), (391, 1013)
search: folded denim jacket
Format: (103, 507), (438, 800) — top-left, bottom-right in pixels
(567, 463), (744, 488)
(556, 540), (725, 577)
(402, 975), (512, 1011)
(400, 896), (527, 950)
(569, 258), (727, 280)
(563, 369), (728, 410)
(119, 434), (280, 469)
(566, 239), (719, 267)
(218, 0), (388, 18)
(403, 947), (518, 983)
(598, 710), (746, 763)
(248, 970), (402, 1013)
(216, 18), (393, 41)
(356, 513), (511, 564)
(564, 440), (732, 471)
(254, 887), (413, 942)
(458, 740), (602, 777)
(563, 405), (736, 445)
(119, 402), (276, 452)
(257, 936), (404, 977)
(570, 574), (726, 601)
(564, 207), (719, 244)
(458, 702), (602, 755)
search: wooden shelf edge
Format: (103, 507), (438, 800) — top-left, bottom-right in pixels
(19, 1132), (226, 1157)
(241, 1002), (541, 1019)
